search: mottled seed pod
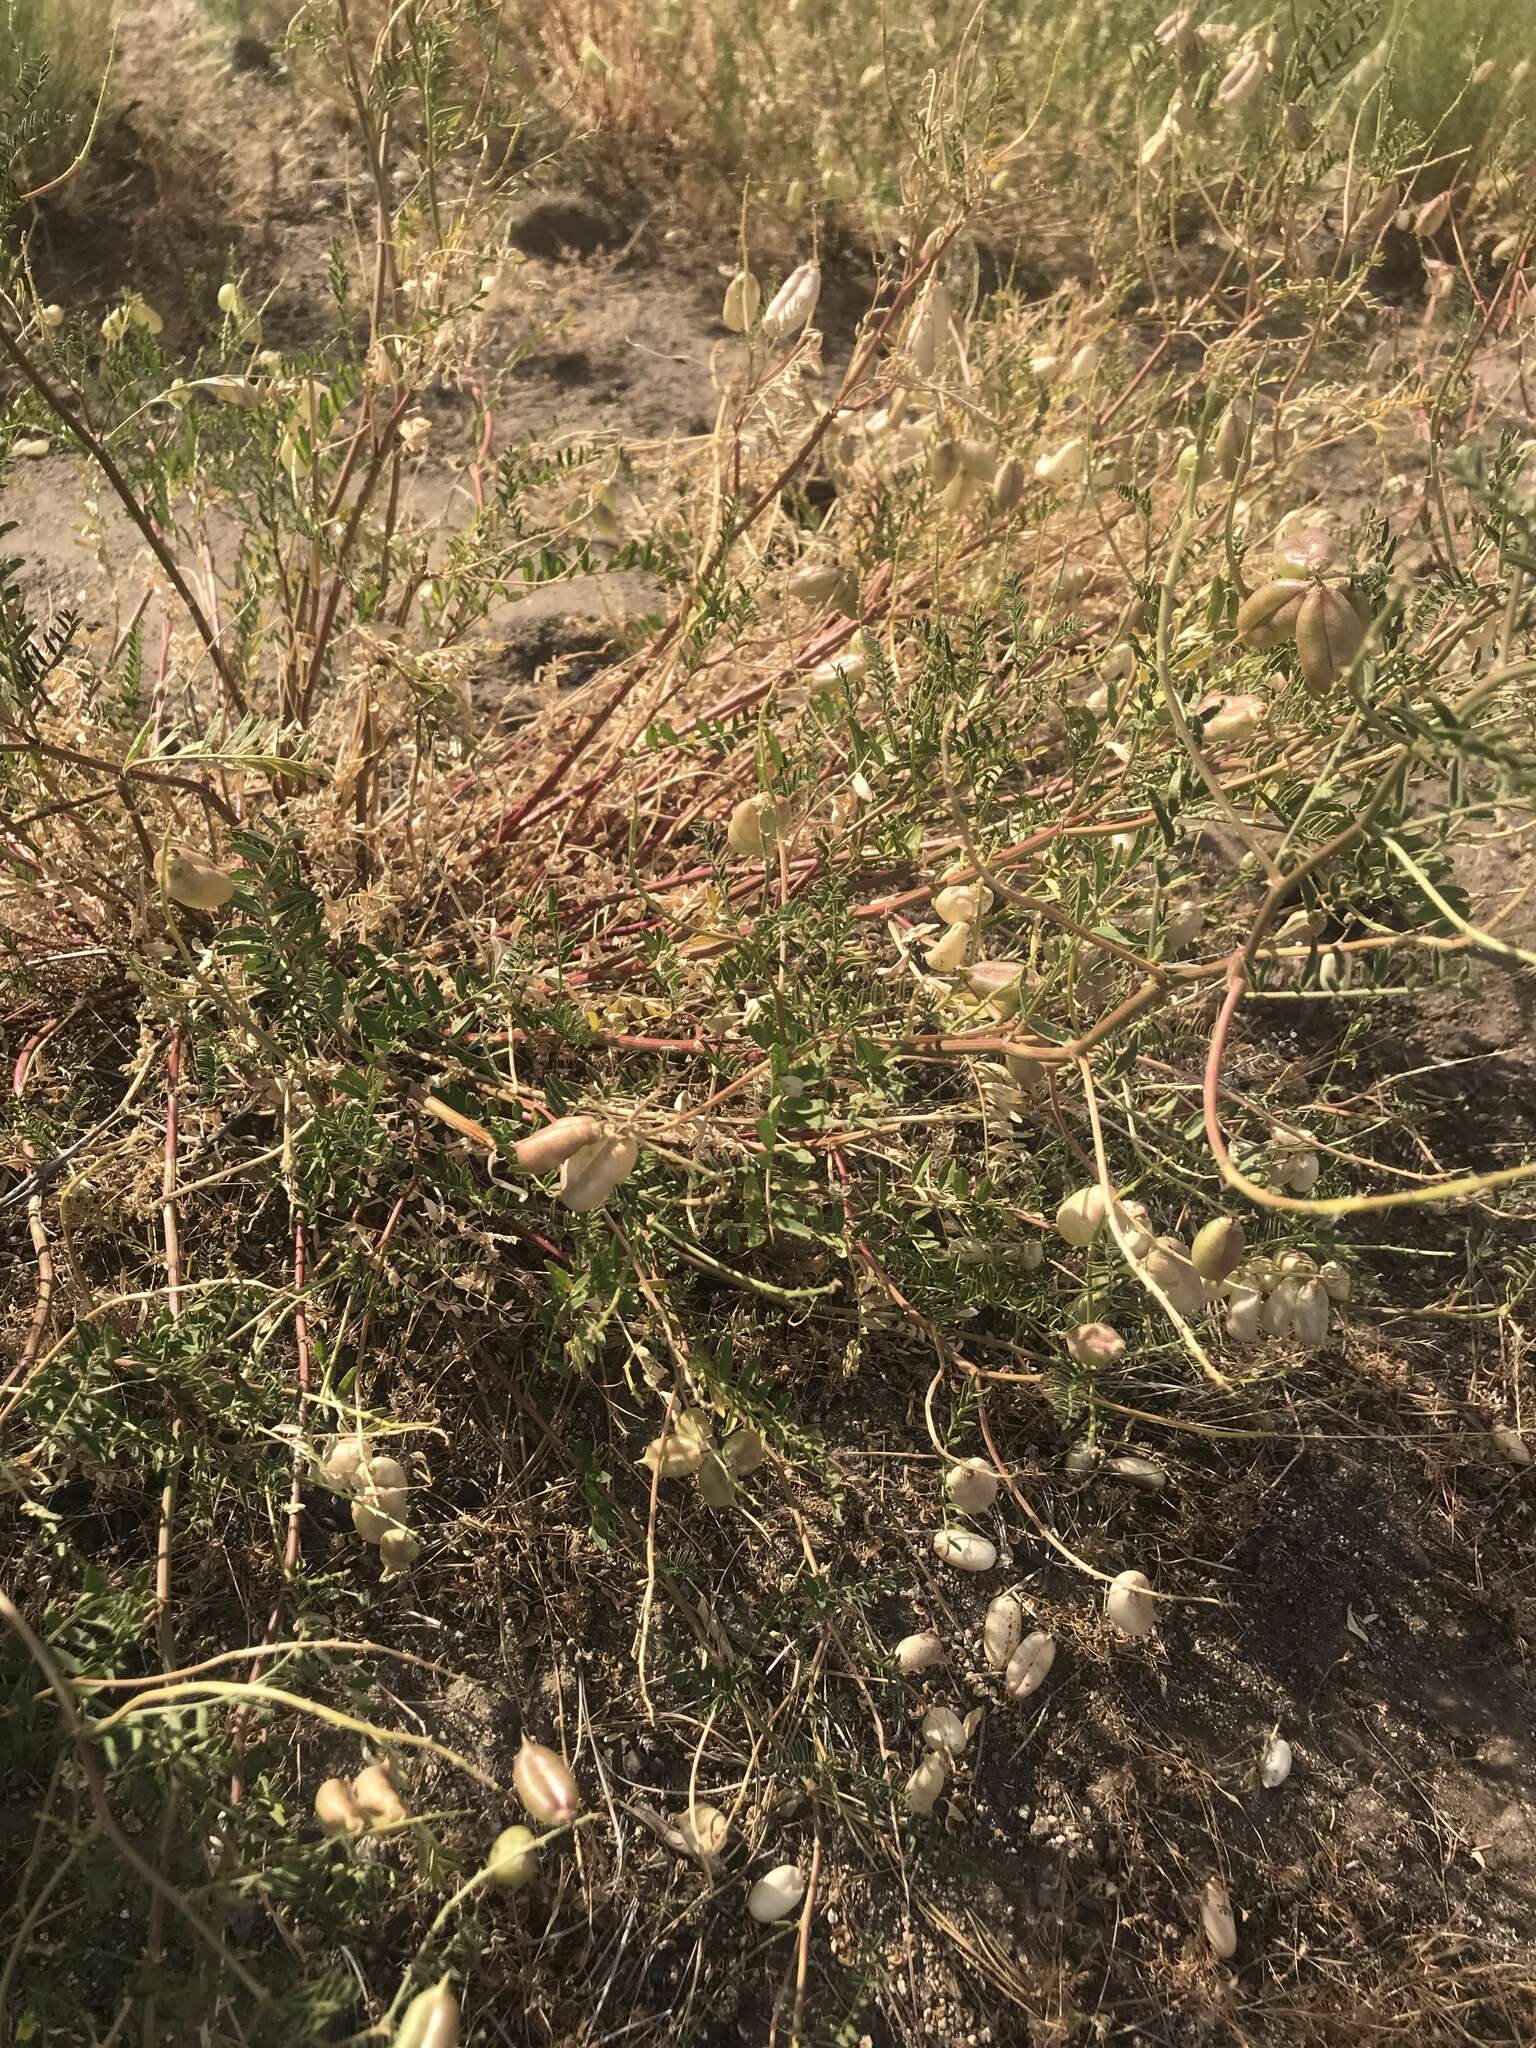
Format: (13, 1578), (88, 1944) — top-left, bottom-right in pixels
(760, 262), (820, 342)
(722, 269), (762, 332)
(896, 1630), (945, 1674)
(1104, 1568), (1156, 1637)
(394, 1978), (460, 2048)
(1065, 1322), (1126, 1368)
(558, 1133), (639, 1212)
(1235, 578), (1307, 649)
(933, 1528), (998, 1573)
(983, 1593), (1024, 1669)
(1191, 1216), (1246, 1282)
(315, 1777), (366, 1835)
(1294, 584), (1365, 694)
(486, 1823), (539, 1890)
(945, 1457), (998, 1515)
(513, 1115), (604, 1173)
(353, 1761), (408, 1828)
(1201, 1877), (1238, 1959)
(747, 1864), (806, 1921)
(513, 1739), (581, 1825)
(906, 1748), (948, 1815)
(1004, 1630), (1056, 1700)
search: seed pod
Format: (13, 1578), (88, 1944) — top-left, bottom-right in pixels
(1236, 579), (1307, 649)
(1226, 1285), (1263, 1343)
(981, 1592), (1024, 1669)
(321, 1434), (370, 1492)
(1004, 1630), (1056, 1700)
(1111, 1198), (1154, 1260)
(906, 1748), (948, 1815)
(486, 1823), (539, 1890)
(907, 283), (952, 375)
(955, 438), (996, 484)
(1413, 191), (1451, 240)
(558, 1132), (639, 1212)
(1144, 1237), (1206, 1318)
(378, 1526), (422, 1577)
(1295, 584), (1365, 694)
(393, 1978), (460, 2048)
(993, 455), (1026, 511)
(1107, 1454), (1167, 1492)
(1214, 400), (1249, 480)
(925, 920), (970, 971)
(1318, 1260), (1350, 1303)
(1351, 180), (1401, 243)
(315, 1777), (365, 1835)
(680, 1802), (730, 1857)
(1491, 1424), (1532, 1468)
(1065, 1441), (1102, 1477)
(1259, 1735), (1293, 1788)
(933, 1528), (997, 1573)
(1215, 49), (1266, 109)
(160, 846), (236, 911)
(514, 1739), (581, 1825)
(1201, 1877), (1238, 1959)
(760, 262), (820, 343)
(1035, 437), (1088, 487)
(1056, 1186), (1107, 1247)
(787, 562), (843, 604)
(921, 1705), (969, 1755)
(1292, 1278), (1331, 1346)
(722, 1425), (765, 1476)
(642, 1432), (704, 1479)
(1261, 1275), (1301, 1338)
(966, 959), (1028, 1013)
(696, 1449), (739, 1510)
(747, 1863), (806, 1922)
(928, 434), (960, 487)
(728, 792), (781, 858)
(945, 1457), (998, 1515)
(1104, 1568), (1156, 1637)
(1065, 1322), (1126, 1369)
(1004, 1051), (1047, 1097)
(896, 1630), (945, 1674)
(1067, 341), (1101, 380)
(513, 1115), (604, 1173)
(1199, 691), (1264, 743)
(353, 1761), (408, 1828)
(1191, 1216), (1246, 1282)
(1492, 232), (1522, 266)
(352, 1494), (405, 1543)
(932, 882), (991, 925)
(722, 269), (762, 332)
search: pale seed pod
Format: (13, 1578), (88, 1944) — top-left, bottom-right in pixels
(722, 1425), (765, 1476)
(1199, 691), (1264, 743)
(1215, 49), (1266, 109)
(359, 1454), (408, 1495)
(315, 1777), (366, 1835)
(895, 1630), (945, 1674)
(1067, 341), (1101, 380)
(1035, 436), (1087, 487)
(486, 1823), (539, 1890)
(747, 1864), (806, 1921)
(1491, 1424), (1532, 1469)
(1004, 1051), (1047, 1096)
(514, 1738), (581, 1825)
(1262, 1275), (1301, 1338)
(760, 261), (820, 343)
(1107, 1454), (1167, 1492)
(1226, 1285), (1263, 1343)
(1065, 1322), (1126, 1369)
(1492, 232), (1522, 266)
(558, 1132), (639, 1212)
(353, 1761), (408, 1829)
(983, 1593), (1024, 1669)
(352, 1493), (405, 1543)
(378, 1526), (423, 1577)
(722, 269), (763, 332)
(1201, 1877), (1238, 1960)
(1104, 1568), (1156, 1637)
(925, 920), (970, 972)
(39, 302), (64, 327)
(929, 435), (960, 486)
(321, 1434), (370, 1492)
(1412, 191), (1451, 240)
(393, 1978), (460, 2048)
(932, 883), (992, 925)
(787, 562), (843, 604)
(1295, 584), (1365, 694)
(906, 1748), (948, 1815)
(1236, 578), (1307, 649)
(966, 959), (1028, 1012)
(1191, 1216), (1246, 1282)
(955, 438), (996, 484)
(1259, 1735), (1293, 1788)
(1214, 400), (1249, 479)
(921, 1705), (969, 1755)
(1162, 899), (1203, 953)
(513, 1115), (604, 1173)
(680, 1802), (730, 1857)
(933, 1528), (997, 1573)
(1291, 1278), (1331, 1347)
(160, 846), (236, 911)
(727, 792), (781, 857)
(1351, 180), (1401, 243)
(1144, 1237), (1206, 1319)
(1056, 1185), (1107, 1247)
(642, 1433), (704, 1479)
(945, 1456), (998, 1515)
(1318, 1260), (1351, 1303)
(1065, 1442), (1102, 1477)
(907, 282), (952, 375)
(1277, 1249), (1315, 1278)
(1004, 1630), (1056, 1700)
(993, 455), (1026, 511)
(696, 1449), (739, 1510)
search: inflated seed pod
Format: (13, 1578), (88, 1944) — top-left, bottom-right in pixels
(896, 1631), (945, 1674)
(933, 1528), (997, 1573)
(728, 792), (781, 858)
(966, 959), (1028, 1011)
(1261, 1275), (1301, 1338)
(393, 1978), (460, 2048)
(642, 1433), (704, 1479)
(921, 1705), (969, 1755)
(788, 562), (844, 604)
(1104, 1568), (1156, 1637)
(1004, 1051), (1047, 1096)
(760, 262), (820, 342)
(722, 1425), (765, 1476)
(955, 438), (996, 484)
(1201, 1877), (1238, 1960)
(722, 269), (762, 332)
(1056, 1186), (1107, 1247)
(558, 1133), (639, 1212)
(315, 1777), (365, 1835)
(1491, 1424), (1532, 1469)
(486, 1823), (539, 1890)
(513, 1115), (603, 1173)
(1004, 1630), (1056, 1700)
(681, 1802), (730, 1857)
(1065, 1322), (1126, 1369)
(513, 1739), (581, 1825)
(945, 1457), (999, 1515)
(1215, 47), (1266, 108)
(932, 883), (992, 925)
(1111, 1199), (1154, 1260)
(321, 1434), (370, 1491)
(907, 282), (952, 376)
(160, 846), (236, 911)
(925, 920), (970, 971)
(1034, 437), (1087, 487)
(1259, 1735), (1293, 1788)
(906, 1748), (948, 1816)
(1295, 584), (1365, 693)
(993, 455), (1026, 512)
(1068, 341), (1101, 380)
(1029, 350), (1060, 382)
(1144, 1237), (1206, 1318)
(747, 1863), (806, 1922)
(929, 436), (960, 487)
(1291, 1278), (1331, 1346)
(1226, 1285), (1263, 1343)
(378, 1526), (422, 1577)
(983, 1593), (1024, 1670)
(1107, 1454), (1167, 1492)
(353, 1762), (408, 1828)
(696, 1449), (739, 1510)
(1214, 400), (1249, 480)
(1064, 1441), (1102, 1477)
(1191, 1216), (1246, 1282)
(1413, 191), (1451, 240)
(1318, 1260), (1351, 1303)
(1236, 578), (1308, 649)
(1351, 179), (1401, 242)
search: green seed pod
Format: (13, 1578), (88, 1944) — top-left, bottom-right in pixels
(486, 1823), (539, 1890)
(378, 1526), (422, 1577)
(1294, 584), (1365, 693)
(1235, 579), (1307, 649)
(1190, 1215), (1246, 1282)
(696, 1448), (738, 1509)
(393, 1978), (460, 2048)
(721, 1424), (765, 1476)
(513, 1738), (581, 1824)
